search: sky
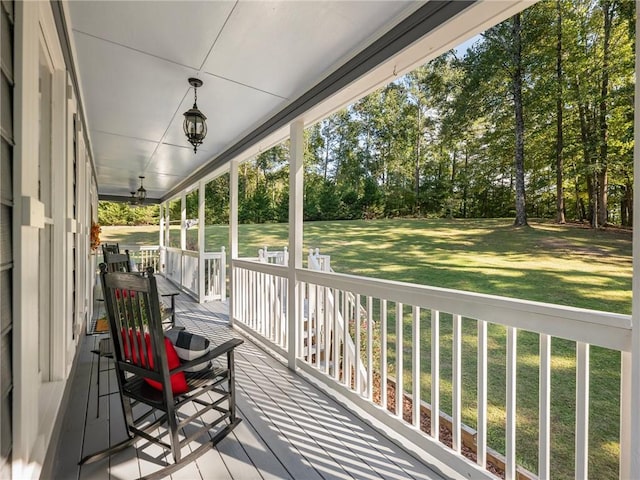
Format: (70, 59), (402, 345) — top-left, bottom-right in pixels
(454, 34), (482, 56)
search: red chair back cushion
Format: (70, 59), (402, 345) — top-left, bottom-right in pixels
(120, 328), (188, 394)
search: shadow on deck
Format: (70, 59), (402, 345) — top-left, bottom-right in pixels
(52, 296), (445, 480)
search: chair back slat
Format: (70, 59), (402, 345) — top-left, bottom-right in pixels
(104, 251), (132, 273)
(102, 243), (120, 256)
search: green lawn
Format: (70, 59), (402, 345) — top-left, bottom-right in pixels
(102, 218), (631, 479)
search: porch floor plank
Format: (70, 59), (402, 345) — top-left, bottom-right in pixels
(53, 295), (446, 480)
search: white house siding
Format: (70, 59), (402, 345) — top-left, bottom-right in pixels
(8, 2), (96, 478)
(0, 1), (15, 478)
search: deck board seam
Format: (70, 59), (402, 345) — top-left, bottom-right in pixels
(227, 338), (363, 479)
(234, 376), (335, 480)
(229, 404), (293, 480)
(177, 300), (424, 480)
(234, 353), (387, 480)
(182, 300), (438, 480)
(224, 325), (420, 480)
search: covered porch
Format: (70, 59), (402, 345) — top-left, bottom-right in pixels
(52, 295), (444, 480)
(5, 0), (640, 479)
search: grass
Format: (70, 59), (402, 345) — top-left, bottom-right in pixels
(102, 218), (632, 479)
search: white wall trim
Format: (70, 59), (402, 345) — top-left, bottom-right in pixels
(627, 4), (640, 477)
(287, 120), (304, 370)
(12, 1), (47, 476)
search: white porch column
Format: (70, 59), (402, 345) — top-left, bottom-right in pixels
(229, 160), (239, 326)
(287, 119), (304, 370)
(158, 203), (166, 274)
(164, 202), (170, 249)
(159, 203), (165, 248)
(13, 2), (40, 472)
(625, 7), (640, 478)
(180, 193), (186, 288)
(180, 192), (186, 251)
(198, 181), (205, 303)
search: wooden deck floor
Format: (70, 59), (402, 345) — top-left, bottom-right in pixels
(52, 295), (446, 480)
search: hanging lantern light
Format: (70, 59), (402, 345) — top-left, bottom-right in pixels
(183, 77), (207, 153)
(137, 176), (147, 204)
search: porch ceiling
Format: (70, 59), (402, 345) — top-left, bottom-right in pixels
(64, 0), (531, 202)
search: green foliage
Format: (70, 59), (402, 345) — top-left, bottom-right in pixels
(220, 1), (633, 227)
(98, 201), (159, 226)
(101, 1), (634, 229)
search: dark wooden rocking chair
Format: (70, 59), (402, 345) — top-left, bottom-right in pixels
(103, 249), (133, 272)
(80, 265), (243, 480)
(102, 242), (120, 256)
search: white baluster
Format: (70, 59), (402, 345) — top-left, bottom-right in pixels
(575, 342), (590, 480)
(477, 320), (488, 468)
(396, 302), (403, 419)
(412, 306), (421, 427)
(539, 333), (550, 479)
(452, 314), (462, 453)
(431, 309), (440, 439)
(367, 296), (373, 401)
(506, 326), (517, 480)
(333, 288), (339, 381)
(355, 294), (361, 394)
(381, 299), (388, 409)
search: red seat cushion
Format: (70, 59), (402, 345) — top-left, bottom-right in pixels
(120, 328), (188, 395)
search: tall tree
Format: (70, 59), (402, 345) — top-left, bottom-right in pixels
(596, 0), (614, 226)
(511, 13), (528, 227)
(555, 0), (566, 223)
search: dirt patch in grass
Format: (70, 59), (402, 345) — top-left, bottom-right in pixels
(369, 373), (506, 479)
(537, 237), (611, 257)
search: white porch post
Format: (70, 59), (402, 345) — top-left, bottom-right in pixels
(624, 7), (640, 478)
(180, 193), (186, 287)
(164, 202), (170, 248)
(13, 1), (40, 471)
(229, 160), (239, 326)
(287, 119), (304, 370)
(180, 192), (186, 251)
(198, 181), (205, 303)
(159, 203), (165, 248)
(159, 203), (165, 274)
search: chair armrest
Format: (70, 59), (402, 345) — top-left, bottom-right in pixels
(171, 338), (244, 374)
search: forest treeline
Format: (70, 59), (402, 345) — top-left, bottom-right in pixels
(99, 0), (635, 228)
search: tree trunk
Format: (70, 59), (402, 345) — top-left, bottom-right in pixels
(575, 77), (597, 227)
(597, 0), (613, 227)
(587, 173), (597, 227)
(414, 103), (421, 214)
(323, 122), (331, 181)
(623, 181), (633, 227)
(512, 13), (528, 227)
(462, 147), (469, 218)
(451, 149), (457, 192)
(555, 0), (566, 224)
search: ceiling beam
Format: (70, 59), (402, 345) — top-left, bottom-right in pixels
(98, 194), (161, 205)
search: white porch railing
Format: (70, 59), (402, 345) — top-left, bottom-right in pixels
(307, 249), (367, 394)
(231, 257), (632, 480)
(204, 248), (227, 302)
(162, 246), (226, 302)
(232, 259), (289, 356)
(258, 245), (289, 265)
(112, 244), (160, 272)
